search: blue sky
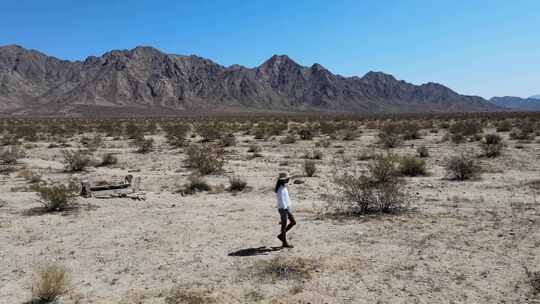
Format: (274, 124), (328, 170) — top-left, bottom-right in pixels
(1, 0), (538, 98)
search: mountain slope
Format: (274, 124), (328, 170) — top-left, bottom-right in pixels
(0, 45), (498, 115)
(490, 96), (540, 111)
(529, 94), (540, 100)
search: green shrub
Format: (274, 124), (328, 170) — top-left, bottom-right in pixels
(62, 149), (91, 172)
(304, 160), (317, 177)
(445, 153), (481, 181)
(182, 174), (211, 194)
(164, 123), (191, 147)
(481, 134), (504, 157)
(132, 137), (154, 154)
(368, 154), (399, 183)
(32, 184), (77, 212)
(100, 153), (118, 166)
(416, 146), (429, 158)
(399, 156), (427, 176)
(185, 144), (225, 175)
(378, 123), (402, 148)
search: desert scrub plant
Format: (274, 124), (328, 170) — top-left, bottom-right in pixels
(80, 134), (103, 151)
(32, 183), (77, 212)
(280, 134), (297, 144)
(181, 174), (212, 195)
(228, 175), (247, 192)
(196, 122), (224, 142)
(100, 153), (118, 166)
(416, 145), (429, 158)
(131, 136), (154, 154)
(0, 145), (25, 165)
(330, 154), (408, 214)
(219, 133), (237, 147)
(163, 123), (191, 147)
(247, 144), (262, 153)
(185, 144), (225, 175)
(30, 263), (70, 304)
(398, 155), (427, 176)
(297, 126), (316, 140)
(449, 120), (483, 138)
(445, 153), (481, 181)
(124, 122), (145, 139)
(481, 134), (504, 157)
(255, 256), (318, 281)
(165, 283), (216, 304)
(62, 149), (91, 172)
(303, 160), (317, 177)
(400, 121), (422, 140)
(378, 122), (402, 148)
(495, 120), (512, 132)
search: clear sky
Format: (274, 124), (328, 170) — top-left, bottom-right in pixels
(1, 0), (538, 99)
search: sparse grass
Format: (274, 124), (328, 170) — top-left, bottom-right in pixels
(30, 263), (70, 303)
(445, 153), (481, 181)
(256, 256), (318, 281)
(165, 284), (216, 304)
(303, 160), (317, 177)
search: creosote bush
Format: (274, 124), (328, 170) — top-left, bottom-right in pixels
(164, 123), (191, 147)
(303, 160), (317, 177)
(399, 155), (427, 176)
(331, 154), (408, 214)
(378, 122), (402, 148)
(132, 136), (154, 154)
(182, 174), (211, 194)
(62, 149), (91, 172)
(445, 153), (481, 181)
(30, 263), (70, 304)
(100, 153), (118, 166)
(481, 134), (504, 157)
(32, 183), (77, 212)
(228, 175), (247, 192)
(185, 144), (225, 175)
(416, 145), (429, 158)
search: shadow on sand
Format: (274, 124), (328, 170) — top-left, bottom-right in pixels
(228, 246), (283, 257)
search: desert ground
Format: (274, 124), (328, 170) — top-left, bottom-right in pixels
(1, 115), (540, 303)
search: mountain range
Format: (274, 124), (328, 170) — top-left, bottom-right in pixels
(490, 96), (540, 111)
(0, 45), (498, 116)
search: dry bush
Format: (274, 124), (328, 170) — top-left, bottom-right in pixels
(32, 183), (77, 212)
(341, 128), (359, 141)
(357, 149), (377, 161)
(164, 123), (191, 147)
(124, 122), (144, 139)
(165, 283), (216, 304)
(481, 134), (504, 157)
(247, 144), (262, 153)
(181, 174), (211, 195)
(303, 149), (322, 160)
(0, 145), (25, 165)
(80, 134), (103, 151)
(280, 134), (297, 144)
(100, 153), (118, 166)
(400, 121), (422, 140)
(219, 134), (236, 147)
(256, 256), (317, 281)
(315, 137), (331, 148)
(449, 120), (483, 143)
(30, 263), (70, 303)
(131, 137), (154, 154)
(445, 153), (481, 181)
(303, 160), (317, 177)
(185, 144), (225, 175)
(330, 154), (408, 214)
(62, 149), (91, 172)
(524, 266), (540, 295)
(416, 145), (429, 158)
(0, 133), (19, 146)
(228, 175), (247, 192)
(510, 121), (535, 140)
(196, 122), (224, 142)
(378, 122), (402, 148)
(399, 155), (427, 176)
(297, 125), (317, 140)
(495, 120), (512, 132)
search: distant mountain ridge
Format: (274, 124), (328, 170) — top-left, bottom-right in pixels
(529, 94), (540, 100)
(490, 96), (540, 111)
(0, 44), (498, 115)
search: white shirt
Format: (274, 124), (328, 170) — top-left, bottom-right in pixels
(276, 186), (290, 209)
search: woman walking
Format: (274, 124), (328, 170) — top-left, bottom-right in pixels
(275, 173), (296, 248)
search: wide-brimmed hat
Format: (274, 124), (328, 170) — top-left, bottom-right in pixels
(278, 172), (290, 181)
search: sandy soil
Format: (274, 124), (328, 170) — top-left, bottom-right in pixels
(1, 127), (540, 303)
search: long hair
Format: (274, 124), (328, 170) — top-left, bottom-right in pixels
(274, 179), (287, 193)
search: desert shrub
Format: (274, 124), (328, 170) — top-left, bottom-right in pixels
(30, 263), (70, 304)
(131, 137), (154, 154)
(341, 128), (359, 141)
(524, 266), (540, 295)
(400, 121), (422, 140)
(297, 126), (315, 140)
(0, 145), (25, 165)
(445, 153), (481, 181)
(315, 137), (331, 148)
(399, 155), (427, 176)
(378, 122), (402, 148)
(247, 144), (262, 153)
(416, 145), (429, 158)
(280, 134), (297, 144)
(449, 120), (483, 137)
(496, 120), (512, 132)
(100, 153), (118, 166)
(228, 175), (247, 192)
(124, 122), (144, 139)
(219, 133), (237, 147)
(303, 149), (322, 160)
(357, 150), (376, 161)
(510, 121), (535, 140)
(182, 174), (211, 194)
(303, 160), (317, 177)
(450, 132), (465, 144)
(164, 123), (191, 147)
(256, 256), (317, 281)
(197, 122), (224, 142)
(331, 154), (407, 214)
(481, 134), (504, 157)
(0, 133), (19, 146)
(80, 134), (103, 151)
(32, 183), (77, 212)
(185, 144), (225, 175)
(62, 149), (91, 172)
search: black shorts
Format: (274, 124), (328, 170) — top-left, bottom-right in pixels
(278, 208), (294, 223)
